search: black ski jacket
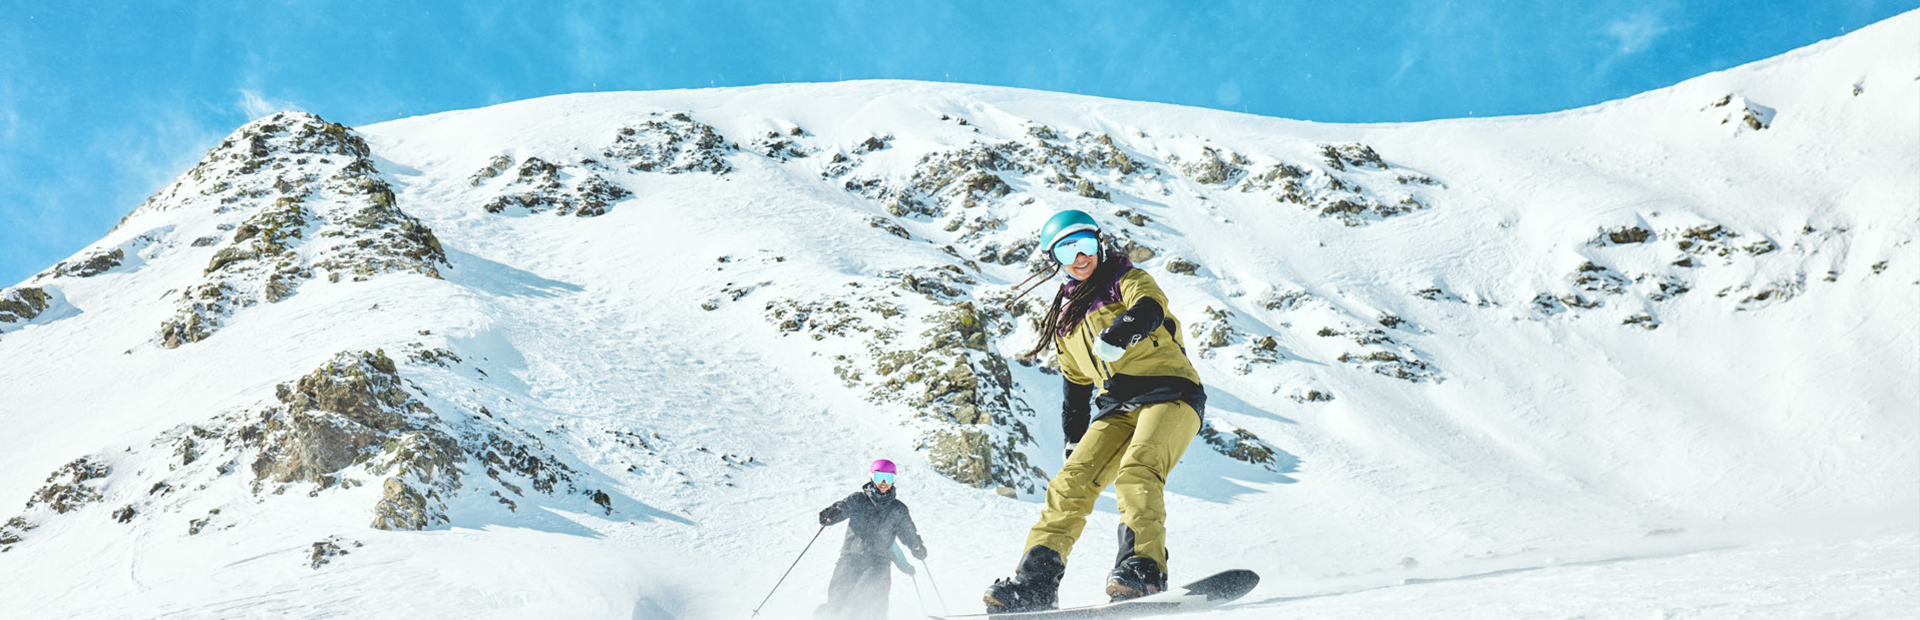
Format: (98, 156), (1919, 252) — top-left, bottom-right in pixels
(819, 483), (925, 561)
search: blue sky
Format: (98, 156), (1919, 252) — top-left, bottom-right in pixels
(1, 1), (1911, 286)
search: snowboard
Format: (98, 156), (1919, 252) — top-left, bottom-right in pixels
(930, 569), (1259, 620)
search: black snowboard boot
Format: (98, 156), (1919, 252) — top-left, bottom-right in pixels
(983, 546), (1065, 612)
(1105, 555), (1168, 602)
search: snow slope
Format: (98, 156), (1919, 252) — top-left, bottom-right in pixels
(0, 11), (1915, 620)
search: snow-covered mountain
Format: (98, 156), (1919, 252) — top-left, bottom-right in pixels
(2, 12), (1915, 620)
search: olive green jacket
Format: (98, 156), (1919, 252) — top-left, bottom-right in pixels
(1054, 268), (1204, 422)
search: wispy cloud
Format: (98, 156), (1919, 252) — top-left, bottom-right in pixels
(237, 89), (301, 120)
(1605, 11), (1671, 55)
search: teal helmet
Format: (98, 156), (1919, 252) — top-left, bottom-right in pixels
(1039, 210), (1101, 254)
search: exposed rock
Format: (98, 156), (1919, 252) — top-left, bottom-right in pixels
(1262, 289), (1315, 312)
(766, 277), (1045, 494)
(1727, 277), (1806, 312)
(1178, 147), (1241, 184)
(251, 350), (422, 484)
(152, 113), (449, 347)
(186, 508), (220, 535)
(1642, 275), (1693, 302)
(1289, 389), (1334, 404)
(0, 287), (51, 324)
(1234, 146), (1432, 226)
(2, 348), (592, 550)
(26, 458), (111, 514)
(1, 516), (33, 550)
(1074, 178), (1109, 200)
(370, 477), (433, 531)
(1570, 261), (1629, 295)
(919, 426), (1040, 493)
(480, 157), (632, 217)
(309, 536), (360, 569)
(751, 131), (811, 162)
(603, 112), (736, 174)
(846, 133), (1141, 223)
(1336, 349), (1440, 383)
(852, 135), (891, 155)
(52, 248), (125, 278)
(1703, 94), (1775, 131)
(1197, 422), (1284, 471)
(467, 155), (515, 186)
(1597, 227), (1654, 245)
(1320, 143), (1386, 171)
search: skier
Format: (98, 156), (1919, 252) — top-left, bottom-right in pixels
(816, 459), (928, 620)
(984, 209), (1207, 612)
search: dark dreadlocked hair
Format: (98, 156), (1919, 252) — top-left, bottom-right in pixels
(1022, 247), (1127, 360)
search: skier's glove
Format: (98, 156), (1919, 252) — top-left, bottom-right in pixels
(818, 506), (841, 525)
(912, 545), (928, 560)
(1094, 298), (1165, 362)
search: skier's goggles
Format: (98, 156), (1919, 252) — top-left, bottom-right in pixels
(872, 472), (896, 485)
(1050, 232), (1099, 265)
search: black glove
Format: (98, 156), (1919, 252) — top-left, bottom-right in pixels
(912, 544), (928, 560)
(819, 506), (841, 525)
(1094, 298), (1164, 362)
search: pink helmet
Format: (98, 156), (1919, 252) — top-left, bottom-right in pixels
(870, 459), (897, 474)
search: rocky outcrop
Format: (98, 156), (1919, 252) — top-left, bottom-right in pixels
(0, 348), (592, 550)
(1197, 422), (1286, 472)
(26, 458), (111, 514)
(0, 286), (72, 340)
(1176, 147), (1243, 185)
(844, 130), (1144, 226)
(0, 287), (51, 324)
(750, 127), (812, 162)
(1235, 144), (1437, 226)
(603, 112), (736, 174)
(764, 269), (1047, 495)
(476, 156), (632, 217)
(151, 112), (449, 348)
(370, 477), (433, 531)
(1703, 94), (1775, 132)
(1317, 324), (1441, 383)
(50, 248), (125, 278)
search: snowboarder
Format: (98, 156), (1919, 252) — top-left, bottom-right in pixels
(984, 209), (1207, 612)
(816, 459), (928, 620)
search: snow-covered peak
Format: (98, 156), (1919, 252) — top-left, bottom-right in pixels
(1, 11), (1916, 619)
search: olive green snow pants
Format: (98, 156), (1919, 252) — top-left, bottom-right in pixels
(1023, 400), (1201, 573)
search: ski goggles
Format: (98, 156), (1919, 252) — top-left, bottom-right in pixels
(872, 472), (896, 485)
(1050, 231), (1100, 265)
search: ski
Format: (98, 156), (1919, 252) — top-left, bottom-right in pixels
(931, 569), (1259, 620)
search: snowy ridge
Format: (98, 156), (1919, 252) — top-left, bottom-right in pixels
(1, 11), (1916, 619)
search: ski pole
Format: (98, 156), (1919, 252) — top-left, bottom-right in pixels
(910, 573), (929, 616)
(751, 524), (826, 617)
(922, 559), (949, 614)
